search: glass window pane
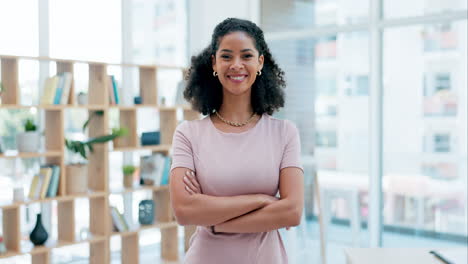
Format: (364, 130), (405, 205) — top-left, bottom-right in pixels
(0, 0), (38, 56)
(261, 0), (369, 31)
(269, 31), (370, 263)
(384, 0), (467, 19)
(131, 0), (187, 65)
(50, 0), (121, 62)
(383, 20), (467, 245)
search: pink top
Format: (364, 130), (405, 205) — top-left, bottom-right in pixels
(170, 113), (303, 264)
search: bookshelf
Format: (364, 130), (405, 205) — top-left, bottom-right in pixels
(0, 54), (199, 263)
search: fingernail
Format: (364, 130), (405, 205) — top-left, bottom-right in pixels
(191, 172), (195, 176)
(185, 171), (189, 175)
(183, 176), (187, 181)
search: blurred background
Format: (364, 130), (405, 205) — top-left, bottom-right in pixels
(0, 0), (466, 263)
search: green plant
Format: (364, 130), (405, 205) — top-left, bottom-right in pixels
(65, 127), (128, 161)
(123, 165), (136, 175)
(24, 119), (37, 132)
(82, 110), (104, 132)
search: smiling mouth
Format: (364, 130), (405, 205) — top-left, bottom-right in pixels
(227, 75), (248, 82)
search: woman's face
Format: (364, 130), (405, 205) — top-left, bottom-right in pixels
(212, 31), (264, 97)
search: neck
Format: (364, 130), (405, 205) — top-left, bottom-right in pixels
(217, 91), (255, 123)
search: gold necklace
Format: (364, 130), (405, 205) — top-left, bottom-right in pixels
(214, 110), (257, 127)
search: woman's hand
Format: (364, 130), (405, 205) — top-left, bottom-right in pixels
(183, 170), (202, 195)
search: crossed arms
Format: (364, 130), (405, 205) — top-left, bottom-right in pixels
(169, 167), (304, 234)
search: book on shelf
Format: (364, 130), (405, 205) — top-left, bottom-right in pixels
(28, 174), (42, 200)
(140, 153), (170, 186)
(27, 165), (60, 200)
(40, 72), (73, 105)
(52, 73), (64, 104)
(59, 72), (73, 104)
(40, 76), (59, 105)
(160, 156), (171, 186)
(107, 75), (119, 105)
(107, 75), (116, 105)
(38, 167), (52, 199)
(46, 165), (60, 197)
(111, 75), (120, 104)
(110, 206), (129, 232)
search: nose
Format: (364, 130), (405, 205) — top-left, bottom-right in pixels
(229, 57), (244, 71)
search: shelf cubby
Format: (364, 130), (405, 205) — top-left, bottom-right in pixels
(139, 67), (157, 105)
(160, 109), (177, 145)
(113, 109), (138, 149)
(0, 57), (19, 104)
(1, 206), (21, 253)
(57, 200), (75, 242)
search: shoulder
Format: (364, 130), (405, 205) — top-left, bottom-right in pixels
(263, 115), (298, 135)
(175, 116), (210, 137)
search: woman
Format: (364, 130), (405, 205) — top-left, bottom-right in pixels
(170, 18), (304, 264)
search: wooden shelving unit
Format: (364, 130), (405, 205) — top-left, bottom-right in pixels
(0, 55), (200, 263)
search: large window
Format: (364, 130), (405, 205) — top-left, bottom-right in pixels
(383, 20), (467, 241)
(262, 0), (369, 31)
(131, 0), (187, 66)
(384, 0), (467, 19)
(262, 0), (467, 263)
(50, 0), (122, 62)
(0, 0), (38, 56)
(263, 2), (371, 262)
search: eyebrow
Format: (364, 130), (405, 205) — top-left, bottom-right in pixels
(220, 49), (254, 53)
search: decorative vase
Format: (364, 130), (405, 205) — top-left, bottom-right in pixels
(138, 200), (154, 225)
(16, 132), (40, 152)
(29, 213), (48, 246)
(77, 92), (88, 105)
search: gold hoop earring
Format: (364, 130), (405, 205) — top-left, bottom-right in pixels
(213, 71), (218, 77)
(257, 70), (262, 76)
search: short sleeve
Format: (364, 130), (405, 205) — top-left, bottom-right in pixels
(279, 121), (304, 172)
(170, 122), (195, 172)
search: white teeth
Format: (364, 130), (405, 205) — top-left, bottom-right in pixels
(230, 76), (245, 81)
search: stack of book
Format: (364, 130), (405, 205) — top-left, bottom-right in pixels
(40, 73), (73, 105)
(140, 154), (171, 186)
(28, 165), (61, 200)
(110, 206), (129, 232)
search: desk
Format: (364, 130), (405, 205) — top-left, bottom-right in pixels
(344, 248), (467, 264)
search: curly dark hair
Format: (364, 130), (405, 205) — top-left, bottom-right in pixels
(183, 18), (286, 116)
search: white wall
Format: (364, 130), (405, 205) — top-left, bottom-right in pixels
(188, 0), (259, 56)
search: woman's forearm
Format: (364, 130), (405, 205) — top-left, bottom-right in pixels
(173, 193), (270, 226)
(214, 198), (302, 233)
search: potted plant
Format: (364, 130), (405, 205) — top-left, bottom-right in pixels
(16, 119), (40, 152)
(65, 127), (128, 194)
(122, 165), (136, 188)
(77, 91), (87, 105)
